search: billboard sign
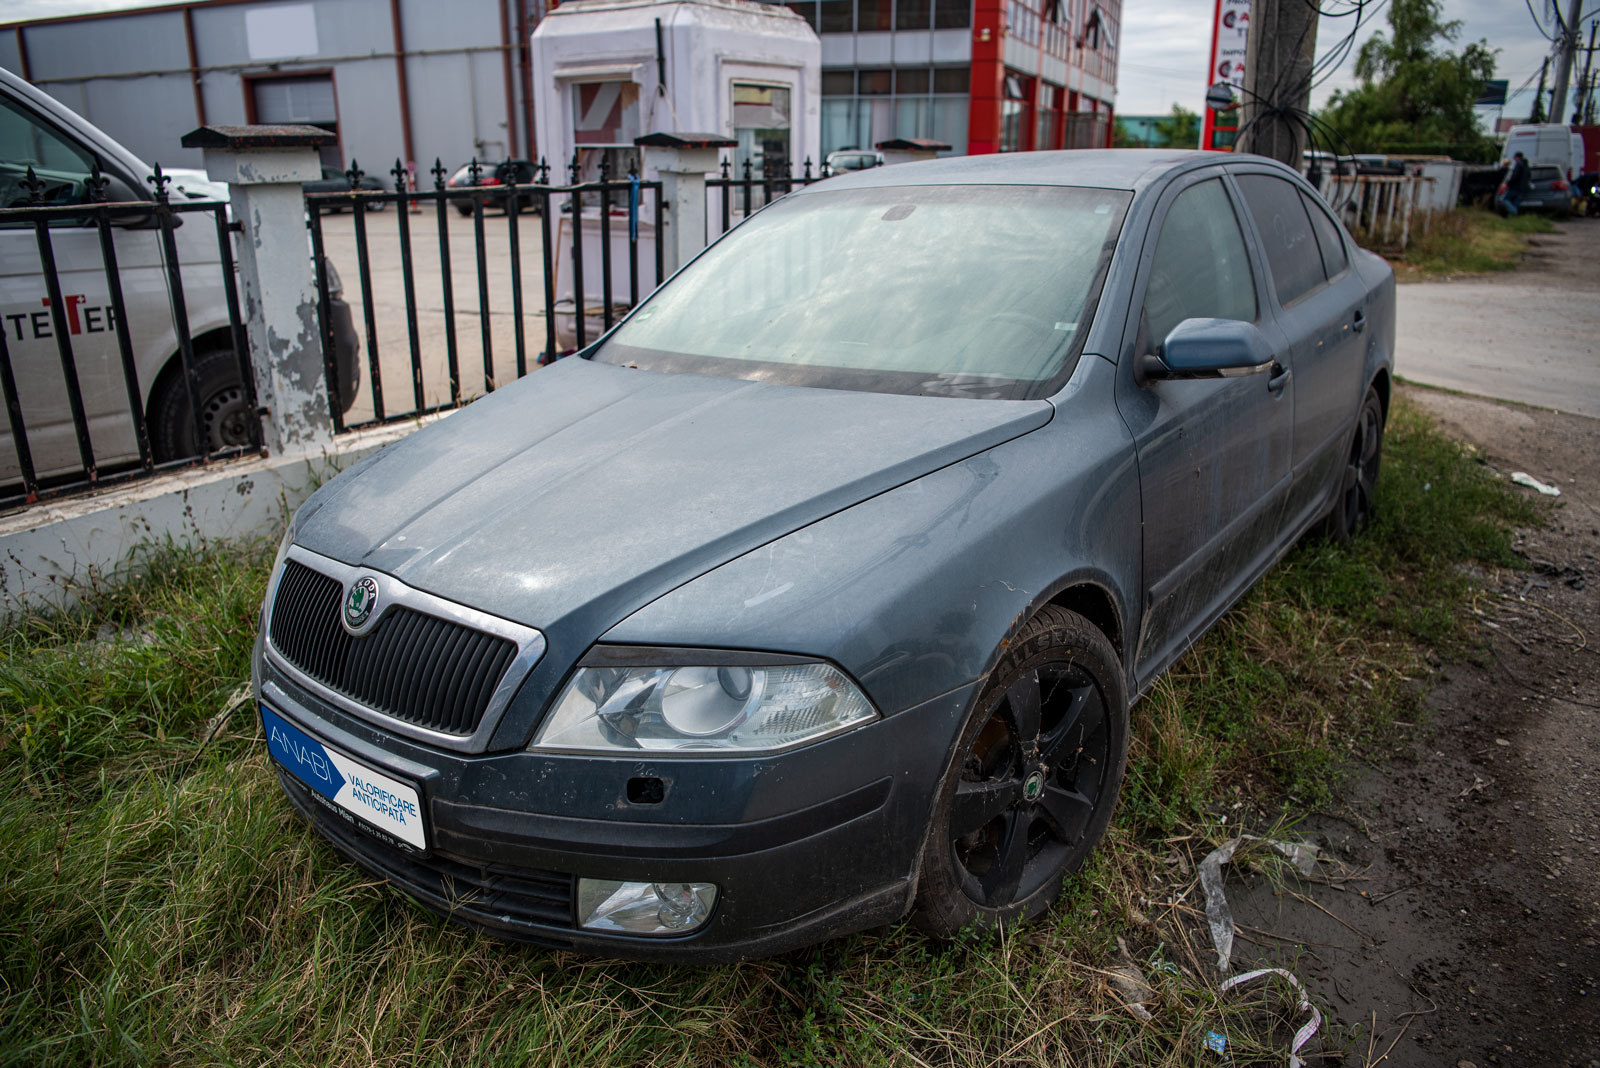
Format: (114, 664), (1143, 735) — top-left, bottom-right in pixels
(1202, 0), (1250, 151)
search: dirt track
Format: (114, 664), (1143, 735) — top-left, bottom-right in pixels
(1396, 217), (1600, 419)
(1223, 387), (1600, 1065)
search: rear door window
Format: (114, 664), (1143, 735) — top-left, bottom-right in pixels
(1299, 190), (1348, 279)
(1236, 173), (1325, 306)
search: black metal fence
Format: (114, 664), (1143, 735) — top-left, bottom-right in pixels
(1, 164), (253, 512)
(707, 157), (831, 238)
(305, 154), (831, 431)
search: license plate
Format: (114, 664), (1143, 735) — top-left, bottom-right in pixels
(262, 704), (427, 851)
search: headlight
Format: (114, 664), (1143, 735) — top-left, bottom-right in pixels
(530, 653), (877, 754)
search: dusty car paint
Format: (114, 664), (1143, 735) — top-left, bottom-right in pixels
(255, 150), (1396, 960)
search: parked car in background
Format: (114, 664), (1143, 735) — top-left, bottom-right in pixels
(447, 159), (539, 215)
(0, 66), (360, 493)
(825, 148), (884, 173)
(256, 149), (1394, 961)
(302, 167), (388, 211)
(1498, 164), (1573, 216)
(162, 167), (231, 204)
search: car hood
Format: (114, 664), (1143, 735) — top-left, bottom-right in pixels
(293, 357), (1052, 636)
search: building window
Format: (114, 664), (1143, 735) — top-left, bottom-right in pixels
(732, 82), (792, 176)
(859, 69), (893, 94)
(820, 65), (971, 158)
(858, 0), (893, 31)
(896, 0), (932, 30)
(1000, 73), (1030, 153)
(933, 0), (971, 29)
(819, 0), (854, 33)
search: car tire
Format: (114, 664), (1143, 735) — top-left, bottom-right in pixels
(1325, 386), (1385, 545)
(455, 202), (473, 217)
(148, 349), (256, 463)
(367, 198), (387, 212)
(913, 605), (1128, 938)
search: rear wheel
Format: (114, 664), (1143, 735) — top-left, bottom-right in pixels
(1325, 386), (1384, 544)
(913, 606), (1128, 937)
(148, 350), (255, 463)
(455, 202), (473, 217)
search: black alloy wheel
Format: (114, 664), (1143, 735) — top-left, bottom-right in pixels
(1328, 386), (1384, 544)
(914, 606), (1128, 936)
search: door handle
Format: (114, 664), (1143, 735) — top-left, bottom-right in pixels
(1352, 309), (1366, 334)
(1267, 364), (1292, 394)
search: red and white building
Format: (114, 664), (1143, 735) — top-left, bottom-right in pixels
(782, 0), (1121, 157)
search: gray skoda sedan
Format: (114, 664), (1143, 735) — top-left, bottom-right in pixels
(253, 150), (1394, 960)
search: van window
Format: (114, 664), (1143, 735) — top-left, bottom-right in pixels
(0, 97), (96, 208)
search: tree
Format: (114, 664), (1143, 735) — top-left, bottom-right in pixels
(1112, 117), (1138, 148)
(1153, 104), (1200, 149)
(1319, 0), (1496, 155)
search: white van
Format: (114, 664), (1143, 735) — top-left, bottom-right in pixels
(1502, 123), (1580, 178)
(1, 66), (357, 494)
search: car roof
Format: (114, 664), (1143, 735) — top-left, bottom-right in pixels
(796, 149), (1285, 195)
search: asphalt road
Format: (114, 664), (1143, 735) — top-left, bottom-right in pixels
(1396, 218), (1600, 418)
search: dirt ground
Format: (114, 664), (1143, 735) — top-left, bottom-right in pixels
(1218, 387), (1600, 1066)
(1396, 217), (1600, 419)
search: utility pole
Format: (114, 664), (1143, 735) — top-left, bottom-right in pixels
(1579, 19), (1598, 124)
(1551, 0), (1584, 125)
(1239, 0), (1319, 166)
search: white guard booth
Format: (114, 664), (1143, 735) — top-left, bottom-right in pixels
(532, 0), (820, 348)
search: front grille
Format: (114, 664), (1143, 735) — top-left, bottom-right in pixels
(282, 771), (575, 932)
(268, 559), (518, 736)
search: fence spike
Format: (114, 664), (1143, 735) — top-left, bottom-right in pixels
(600, 154), (611, 182)
(537, 157), (550, 184)
(431, 158), (448, 190)
(569, 152), (581, 185)
(391, 158), (407, 190)
(147, 161), (171, 203)
(346, 159), (365, 188)
(87, 161), (110, 202)
(742, 158), (753, 180)
(802, 157), (813, 181)
(467, 157), (483, 184)
(20, 165), (44, 204)
(720, 157), (731, 179)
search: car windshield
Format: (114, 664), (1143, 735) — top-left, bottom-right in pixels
(594, 183), (1131, 399)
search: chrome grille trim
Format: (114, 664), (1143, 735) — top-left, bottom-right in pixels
(262, 543), (546, 754)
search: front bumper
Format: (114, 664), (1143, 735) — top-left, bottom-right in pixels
(257, 652), (976, 962)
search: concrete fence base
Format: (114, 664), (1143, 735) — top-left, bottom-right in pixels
(0, 419), (430, 622)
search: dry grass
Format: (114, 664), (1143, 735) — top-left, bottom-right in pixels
(0, 396), (1538, 1066)
(1356, 207), (1558, 281)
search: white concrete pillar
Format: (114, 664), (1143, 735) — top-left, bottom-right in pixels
(636, 133), (737, 276)
(181, 125), (334, 455)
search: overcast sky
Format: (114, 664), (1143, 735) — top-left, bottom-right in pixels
(0, 0), (1594, 122)
(1119, 0), (1597, 120)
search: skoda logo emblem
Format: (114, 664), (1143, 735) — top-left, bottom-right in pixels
(1022, 770), (1045, 802)
(343, 576), (379, 632)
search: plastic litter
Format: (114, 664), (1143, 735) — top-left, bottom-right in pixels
(1217, 968), (1322, 1068)
(1204, 1031), (1228, 1054)
(1511, 472), (1562, 496)
(1199, 836), (1319, 972)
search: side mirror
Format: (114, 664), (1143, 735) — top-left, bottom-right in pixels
(1137, 317), (1277, 384)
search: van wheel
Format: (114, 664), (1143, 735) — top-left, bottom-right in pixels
(913, 606), (1128, 937)
(148, 350), (255, 463)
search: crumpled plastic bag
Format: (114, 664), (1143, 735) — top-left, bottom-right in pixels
(1198, 835), (1319, 972)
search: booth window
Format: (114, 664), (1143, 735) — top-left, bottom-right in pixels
(732, 83), (792, 177)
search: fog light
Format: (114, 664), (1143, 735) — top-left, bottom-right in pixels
(577, 878), (718, 936)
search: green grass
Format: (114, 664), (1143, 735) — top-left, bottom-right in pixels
(1359, 207), (1558, 280)
(0, 395), (1539, 1067)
